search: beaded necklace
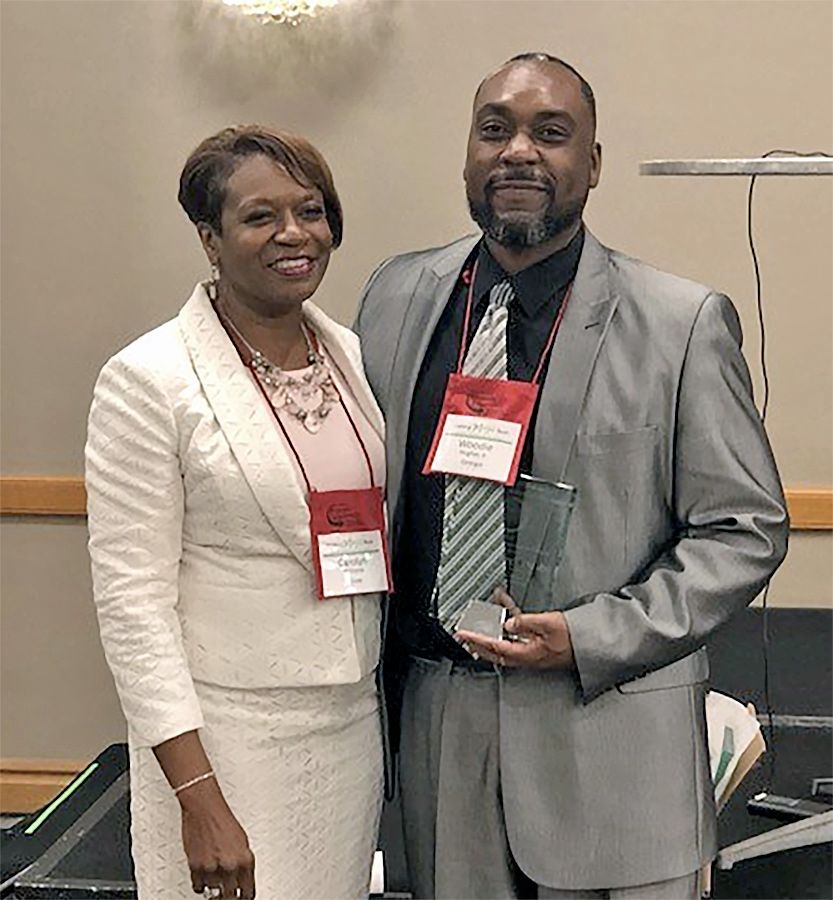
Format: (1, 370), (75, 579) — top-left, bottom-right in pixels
(220, 311), (339, 435)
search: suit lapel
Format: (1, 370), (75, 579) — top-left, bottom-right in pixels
(178, 285), (313, 571)
(533, 231), (618, 482)
(512, 234), (618, 603)
(387, 236), (479, 524)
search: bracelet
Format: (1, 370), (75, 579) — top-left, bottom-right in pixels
(172, 770), (215, 795)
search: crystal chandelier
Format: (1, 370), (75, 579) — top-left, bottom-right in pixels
(219, 0), (340, 26)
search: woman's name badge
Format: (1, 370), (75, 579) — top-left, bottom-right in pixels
(423, 373), (540, 486)
(309, 487), (392, 600)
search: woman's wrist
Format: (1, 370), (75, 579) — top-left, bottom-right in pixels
(152, 729), (220, 809)
(175, 771), (226, 811)
(173, 769), (215, 795)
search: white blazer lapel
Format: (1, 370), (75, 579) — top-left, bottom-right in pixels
(178, 285), (313, 571)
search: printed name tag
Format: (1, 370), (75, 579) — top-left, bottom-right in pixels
(317, 529), (389, 598)
(432, 414), (522, 483)
(423, 373), (540, 486)
(309, 487), (393, 600)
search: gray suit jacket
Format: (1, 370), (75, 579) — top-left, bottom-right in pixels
(355, 231), (788, 889)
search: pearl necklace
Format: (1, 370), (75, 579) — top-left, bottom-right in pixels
(222, 312), (339, 435)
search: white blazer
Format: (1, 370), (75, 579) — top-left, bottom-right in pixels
(86, 284), (385, 749)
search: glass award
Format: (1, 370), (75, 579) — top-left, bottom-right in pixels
(444, 473), (576, 634)
(504, 474), (576, 613)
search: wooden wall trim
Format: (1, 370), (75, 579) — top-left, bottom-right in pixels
(0, 477), (86, 516)
(785, 489), (833, 531)
(0, 758), (84, 814)
(1, 476), (831, 530)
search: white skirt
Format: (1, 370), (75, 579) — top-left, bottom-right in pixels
(128, 673), (383, 899)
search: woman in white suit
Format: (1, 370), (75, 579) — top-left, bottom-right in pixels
(86, 125), (386, 899)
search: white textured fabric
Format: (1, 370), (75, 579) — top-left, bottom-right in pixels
(86, 284), (385, 748)
(129, 674), (383, 899)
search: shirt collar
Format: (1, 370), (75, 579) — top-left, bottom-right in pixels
(471, 226), (585, 316)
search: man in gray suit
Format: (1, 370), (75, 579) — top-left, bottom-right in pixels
(355, 53), (788, 899)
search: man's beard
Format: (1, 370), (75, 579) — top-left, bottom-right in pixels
(467, 182), (585, 249)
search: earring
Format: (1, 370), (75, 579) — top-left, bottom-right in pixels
(207, 263), (220, 302)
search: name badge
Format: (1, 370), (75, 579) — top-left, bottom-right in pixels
(309, 487), (393, 600)
(423, 373), (540, 486)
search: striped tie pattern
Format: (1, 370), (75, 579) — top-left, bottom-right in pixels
(435, 280), (513, 632)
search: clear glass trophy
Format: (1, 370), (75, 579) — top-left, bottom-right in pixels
(454, 474), (576, 636)
(504, 474), (576, 613)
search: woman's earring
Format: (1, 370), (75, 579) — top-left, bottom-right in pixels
(207, 263), (220, 302)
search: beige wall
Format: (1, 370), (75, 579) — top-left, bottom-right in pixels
(1, 0), (831, 759)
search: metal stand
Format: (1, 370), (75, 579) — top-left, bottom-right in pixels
(716, 810), (833, 870)
(640, 157), (833, 176)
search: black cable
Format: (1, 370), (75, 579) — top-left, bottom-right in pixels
(746, 173), (769, 421)
(745, 148), (833, 788)
(747, 150), (832, 421)
(760, 581), (775, 787)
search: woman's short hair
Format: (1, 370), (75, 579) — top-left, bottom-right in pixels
(178, 125), (343, 247)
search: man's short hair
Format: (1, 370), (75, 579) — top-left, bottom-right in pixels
(489, 52), (597, 128)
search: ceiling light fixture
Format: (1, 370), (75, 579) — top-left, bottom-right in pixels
(219, 0), (340, 26)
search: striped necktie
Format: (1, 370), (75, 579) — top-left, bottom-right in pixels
(435, 280), (513, 633)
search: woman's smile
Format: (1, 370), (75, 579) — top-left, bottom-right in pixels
(267, 255), (318, 278)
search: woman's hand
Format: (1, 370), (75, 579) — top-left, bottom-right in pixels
(152, 731), (255, 898)
(179, 777), (256, 899)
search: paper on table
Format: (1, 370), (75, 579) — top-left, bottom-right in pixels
(706, 691), (766, 813)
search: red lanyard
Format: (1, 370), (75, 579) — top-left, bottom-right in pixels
(456, 260), (574, 384)
(217, 312), (376, 495)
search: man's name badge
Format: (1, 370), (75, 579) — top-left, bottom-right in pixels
(423, 373), (539, 486)
(309, 487), (392, 600)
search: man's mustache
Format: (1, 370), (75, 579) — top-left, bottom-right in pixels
(486, 169), (554, 193)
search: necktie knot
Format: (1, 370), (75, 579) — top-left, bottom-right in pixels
(488, 280), (513, 313)
(463, 280), (512, 379)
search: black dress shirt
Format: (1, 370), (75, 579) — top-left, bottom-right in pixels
(394, 228), (585, 660)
